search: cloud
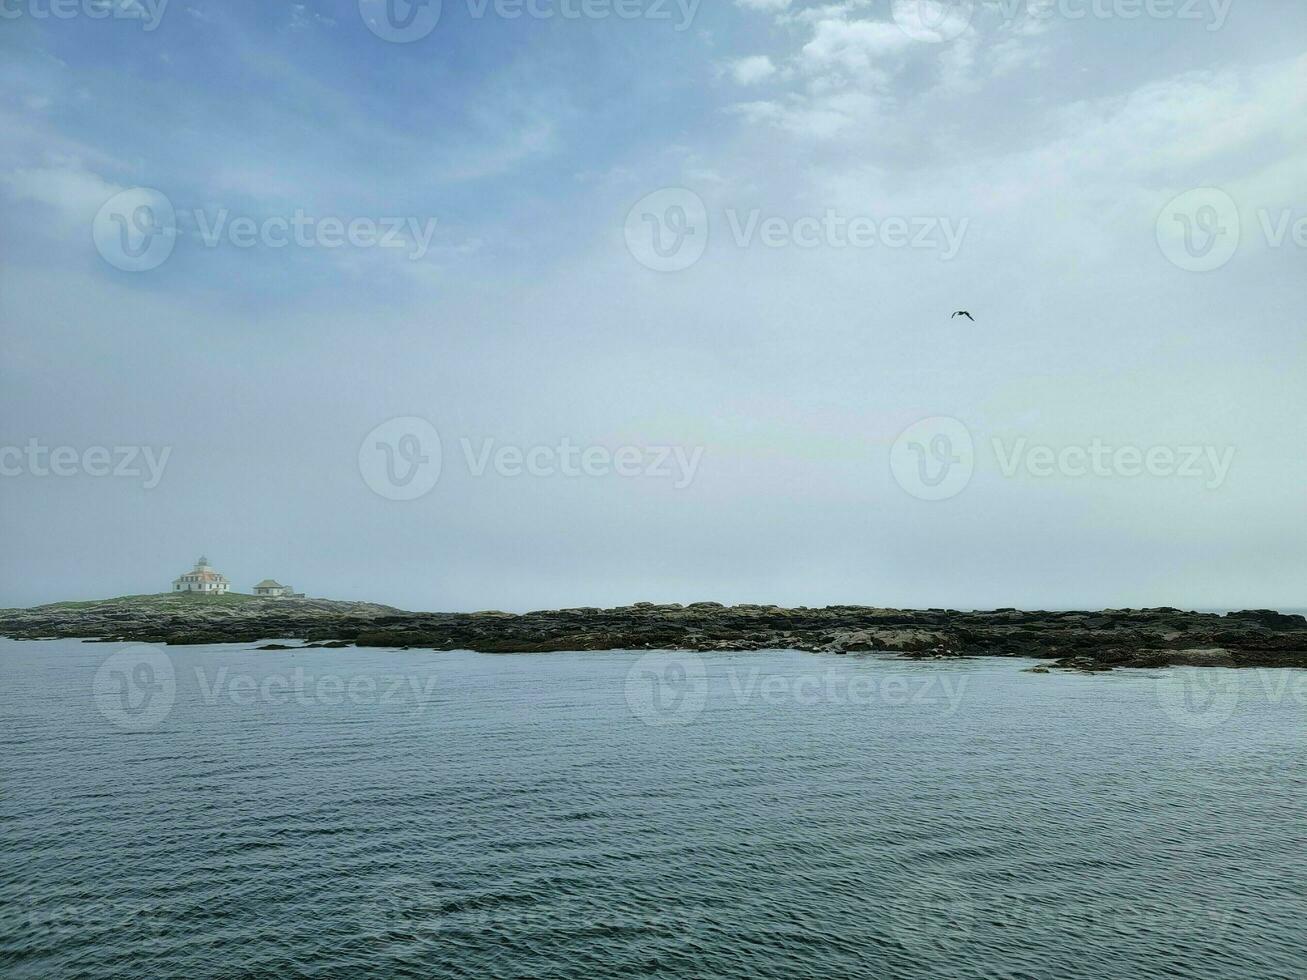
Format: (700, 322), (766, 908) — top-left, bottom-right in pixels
(800, 50), (1307, 248)
(889, 0), (975, 43)
(799, 17), (915, 81)
(724, 7), (915, 139)
(288, 3), (336, 31)
(0, 162), (121, 229)
(936, 32), (979, 94)
(1042, 54), (1307, 185)
(729, 55), (778, 85)
(727, 90), (882, 140)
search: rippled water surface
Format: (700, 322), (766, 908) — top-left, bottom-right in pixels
(2, 638), (1305, 978)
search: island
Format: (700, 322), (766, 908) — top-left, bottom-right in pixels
(1, 593), (1305, 671)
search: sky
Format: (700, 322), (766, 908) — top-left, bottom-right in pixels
(0, 0), (1304, 612)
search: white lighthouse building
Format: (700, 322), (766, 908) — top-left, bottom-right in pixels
(172, 556), (230, 594)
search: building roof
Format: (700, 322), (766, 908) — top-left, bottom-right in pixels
(254, 580), (285, 589)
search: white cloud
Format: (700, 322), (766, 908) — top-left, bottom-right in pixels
(890, 0), (975, 43)
(936, 32), (979, 94)
(800, 17), (915, 80)
(803, 51), (1307, 241)
(729, 55), (778, 85)
(1043, 55), (1307, 184)
(718, 0), (1072, 142)
(730, 100), (786, 125)
(0, 162), (121, 228)
(728, 90), (881, 140)
(725, 9), (917, 139)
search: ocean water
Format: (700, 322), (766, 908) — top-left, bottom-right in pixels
(1, 638), (1304, 979)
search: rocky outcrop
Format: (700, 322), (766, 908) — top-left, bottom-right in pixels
(1, 594), (1305, 671)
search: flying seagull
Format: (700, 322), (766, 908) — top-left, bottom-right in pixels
(951, 311), (975, 321)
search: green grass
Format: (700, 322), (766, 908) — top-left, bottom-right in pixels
(38, 592), (264, 610)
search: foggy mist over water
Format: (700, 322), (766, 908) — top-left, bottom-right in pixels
(3, 11), (1307, 980)
(2, 2), (1305, 611)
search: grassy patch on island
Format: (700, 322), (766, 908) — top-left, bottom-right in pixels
(35, 592), (265, 610)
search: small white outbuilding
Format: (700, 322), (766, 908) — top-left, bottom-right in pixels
(253, 579), (304, 598)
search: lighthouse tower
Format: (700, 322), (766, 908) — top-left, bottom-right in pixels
(172, 556), (231, 594)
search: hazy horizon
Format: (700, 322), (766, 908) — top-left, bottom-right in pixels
(10, 586), (1307, 617)
(3, 0), (1305, 612)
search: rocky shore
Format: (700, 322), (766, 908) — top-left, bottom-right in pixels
(1, 593), (1305, 671)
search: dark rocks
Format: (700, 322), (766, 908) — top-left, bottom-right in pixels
(1225, 609), (1307, 629)
(2, 593), (1306, 672)
(354, 630), (445, 649)
(164, 631), (233, 646)
(1052, 656), (1119, 673)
